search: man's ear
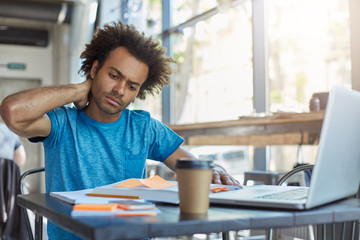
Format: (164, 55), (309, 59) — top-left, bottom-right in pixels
(90, 60), (99, 77)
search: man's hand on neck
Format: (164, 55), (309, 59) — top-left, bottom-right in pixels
(74, 78), (93, 109)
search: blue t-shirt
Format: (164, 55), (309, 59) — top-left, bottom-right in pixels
(33, 106), (183, 240)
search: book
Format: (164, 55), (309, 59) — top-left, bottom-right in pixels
(71, 209), (160, 217)
(111, 200), (156, 210)
(50, 189), (130, 204)
(71, 203), (160, 217)
(73, 203), (118, 211)
(50, 175), (241, 205)
(50, 189), (147, 205)
(89, 175), (241, 204)
(91, 180), (180, 204)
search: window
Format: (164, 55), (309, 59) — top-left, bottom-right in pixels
(172, 0), (218, 26)
(268, 0), (351, 113)
(121, 0), (352, 123)
(127, 0), (352, 173)
(129, 0), (163, 121)
(171, 1), (253, 124)
(267, 0), (351, 172)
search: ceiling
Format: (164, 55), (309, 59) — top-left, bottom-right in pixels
(0, 0), (73, 24)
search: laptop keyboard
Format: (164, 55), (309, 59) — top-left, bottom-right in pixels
(258, 188), (309, 200)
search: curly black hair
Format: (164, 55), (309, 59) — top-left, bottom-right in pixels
(79, 21), (175, 100)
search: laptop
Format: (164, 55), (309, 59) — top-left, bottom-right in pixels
(210, 86), (360, 210)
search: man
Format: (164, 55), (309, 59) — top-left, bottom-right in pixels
(0, 122), (26, 167)
(0, 21), (239, 239)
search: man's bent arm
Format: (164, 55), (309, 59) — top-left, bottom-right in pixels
(0, 80), (92, 138)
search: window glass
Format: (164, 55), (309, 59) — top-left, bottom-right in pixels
(145, 0), (162, 35)
(172, 0), (218, 27)
(268, 0), (351, 113)
(125, 0), (162, 34)
(129, 0), (163, 121)
(172, 3), (253, 124)
(269, 145), (318, 172)
(267, 0), (350, 173)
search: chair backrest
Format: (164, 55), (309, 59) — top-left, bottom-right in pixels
(17, 167), (45, 240)
(0, 158), (27, 239)
(18, 167), (45, 195)
(276, 164), (314, 186)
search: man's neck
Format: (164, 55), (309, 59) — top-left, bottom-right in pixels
(84, 105), (122, 123)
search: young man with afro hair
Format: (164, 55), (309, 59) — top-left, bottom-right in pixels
(1, 21), (239, 240)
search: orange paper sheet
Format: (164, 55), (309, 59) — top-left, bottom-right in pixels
(73, 203), (118, 211)
(114, 175), (175, 189)
(211, 187), (229, 193)
(114, 178), (144, 188)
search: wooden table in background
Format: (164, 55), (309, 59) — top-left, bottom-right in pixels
(168, 111), (325, 146)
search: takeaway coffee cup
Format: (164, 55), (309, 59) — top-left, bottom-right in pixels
(175, 159), (214, 214)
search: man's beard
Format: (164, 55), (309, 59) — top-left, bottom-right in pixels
(94, 92), (128, 115)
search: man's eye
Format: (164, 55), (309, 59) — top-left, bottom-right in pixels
(129, 85), (137, 91)
(110, 74), (118, 79)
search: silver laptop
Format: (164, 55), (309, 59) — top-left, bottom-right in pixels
(210, 86), (360, 210)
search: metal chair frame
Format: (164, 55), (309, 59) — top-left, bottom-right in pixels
(17, 167), (45, 240)
(277, 164), (359, 240)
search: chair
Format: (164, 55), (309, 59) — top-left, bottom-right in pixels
(276, 164), (359, 240)
(276, 163), (313, 186)
(0, 158), (27, 240)
(274, 164), (315, 240)
(243, 165), (315, 240)
(17, 167), (45, 240)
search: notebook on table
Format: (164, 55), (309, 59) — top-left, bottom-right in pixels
(210, 86), (360, 210)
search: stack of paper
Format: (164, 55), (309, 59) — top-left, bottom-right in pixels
(50, 175), (241, 206)
(50, 189), (121, 205)
(71, 201), (160, 217)
(90, 175), (180, 204)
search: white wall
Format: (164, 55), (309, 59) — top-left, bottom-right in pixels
(0, 17), (71, 192)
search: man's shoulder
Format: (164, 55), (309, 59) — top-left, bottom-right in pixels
(49, 105), (78, 116)
(46, 105), (80, 126)
(126, 109), (151, 119)
(59, 105), (78, 112)
(125, 109), (164, 128)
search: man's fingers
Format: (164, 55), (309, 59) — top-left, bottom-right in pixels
(211, 168), (242, 187)
(220, 174), (239, 186)
(212, 171), (221, 184)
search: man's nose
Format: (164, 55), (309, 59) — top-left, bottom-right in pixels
(113, 80), (126, 96)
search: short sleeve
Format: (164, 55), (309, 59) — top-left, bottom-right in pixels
(29, 106), (76, 146)
(147, 117), (184, 162)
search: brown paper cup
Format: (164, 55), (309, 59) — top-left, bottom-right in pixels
(175, 159), (214, 214)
